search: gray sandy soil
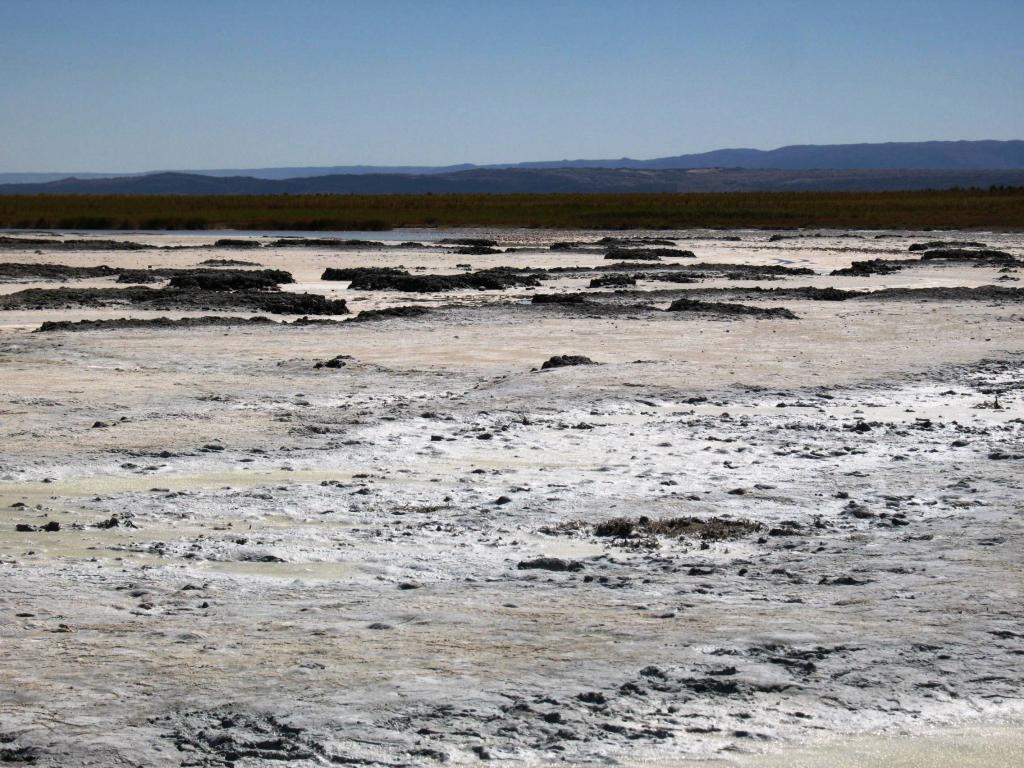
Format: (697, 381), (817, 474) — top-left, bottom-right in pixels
(0, 229), (1022, 766)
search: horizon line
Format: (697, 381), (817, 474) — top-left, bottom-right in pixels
(4, 138), (1022, 177)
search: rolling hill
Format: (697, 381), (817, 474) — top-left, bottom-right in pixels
(1, 166), (1023, 196)
(2, 139), (1022, 188)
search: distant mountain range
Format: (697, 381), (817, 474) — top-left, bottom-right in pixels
(1, 140), (1022, 194)
(3, 167), (1024, 196)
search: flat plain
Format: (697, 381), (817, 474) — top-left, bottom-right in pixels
(0, 228), (1022, 766)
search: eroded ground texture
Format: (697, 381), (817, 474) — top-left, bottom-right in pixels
(0, 229), (1022, 766)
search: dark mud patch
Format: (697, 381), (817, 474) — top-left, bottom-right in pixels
(851, 286), (1024, 303)
(540, 355), (598, 369)
(268, 237), (384, 249)
(463, 262), (812, 280)
(598, 236), (678, 247)
(908, 240), (988, 251)
(666, 298), (798, 319)
(343, 628), (1023, 761)
(35, 316), (346, 332)
(0, 737), (39, 764)
(163, 708), (350, 766)
(114, 270), (167, 284)
(643, 273), (701, 284)
(314, 354), (354, 369)
(0, 236), (150, 251)
(438, 237), (498, 247)
(920, 248), (1016, 262)
(0, 287), (348, 315)
(594, 515), (762, 542)
(517, 556), (585, 571)
(516, 299), (661, 319)
(604, 247), (694, 261)
(116, 268), (293, 289)
(321, 267), (542, 292)
(833, 249), (1018, 276)
(198, 258), (263, 266)
(589, 274), (637, 288)
(670, 264), (812, 279)
(320, 266), (403, 282)
(348, 305), (430, 322)
(165, 269), (294, 291)
(452, 245), (503, 255)
(682, 287), (843, 302)
(368, 661), (797, 759)
(36, 316), (279, 332)
(212, 239), (262, 249)
(687, 285), (1024, 303)
(531, 293), (590, 305)
(0, 262), (119, 281)
(600, 262), (813, 280)
(549, 238), (676, 253)
(831, 258), (906, 277)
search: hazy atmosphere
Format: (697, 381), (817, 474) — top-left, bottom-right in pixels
(2, 0), (1023, 172)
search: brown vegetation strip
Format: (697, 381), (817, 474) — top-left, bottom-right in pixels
(0, 189), (1022, 230)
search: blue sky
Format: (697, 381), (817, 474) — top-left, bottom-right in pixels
(1, 0), (1021, 171)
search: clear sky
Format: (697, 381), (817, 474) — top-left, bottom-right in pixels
(1, 0), (1022, 172)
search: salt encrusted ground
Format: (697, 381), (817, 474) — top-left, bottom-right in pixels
(0, 229), (1021, 766)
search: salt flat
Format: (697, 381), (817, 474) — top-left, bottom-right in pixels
(0, 229), (1021, 766)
